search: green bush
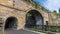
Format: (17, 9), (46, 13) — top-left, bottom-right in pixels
(56, 29), (60, 33)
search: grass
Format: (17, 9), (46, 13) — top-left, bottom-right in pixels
(25, 26), (60, 33)
(25, 27), (43, 32)
(0, 32), (3, 34)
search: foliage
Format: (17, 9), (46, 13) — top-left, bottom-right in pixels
(27, 13), (32, 16)
(53, 10), (57, 13)
(53, 10), (60, 18)
(56, 29), (60, 33)
(33, 2), (41, 9)
(26, 25), (60, 33)
(59, 8), (60, 12)
(57, 13), (60, 18)
(25, 0), (45, 9)
(57, 8), (60, 18)
(0, 32), (3, 34)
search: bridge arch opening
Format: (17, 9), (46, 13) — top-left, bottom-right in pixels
(25, 10), (44, 29)
(5, 17), (18, 30)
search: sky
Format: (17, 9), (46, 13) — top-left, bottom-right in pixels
(33, 0), (60, 12)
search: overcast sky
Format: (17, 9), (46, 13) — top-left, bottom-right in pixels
(34, 0), (60, 12)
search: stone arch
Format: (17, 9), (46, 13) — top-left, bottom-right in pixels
(25, 9), (44, 19)
(4, 16), (18, 30)
(25, 10), (44, 29)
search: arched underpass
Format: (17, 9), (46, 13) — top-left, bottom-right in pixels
(5, 17), (18, 30)
(25, 10), (44, 30)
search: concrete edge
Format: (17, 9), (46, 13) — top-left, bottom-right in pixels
(23, 29), (45, 34)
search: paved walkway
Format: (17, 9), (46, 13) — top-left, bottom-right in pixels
(4, 29), (45, 34)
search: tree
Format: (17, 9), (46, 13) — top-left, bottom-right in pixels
(53, 10), (60, 18)
(59, 8), (60, 13)
(57, 8), (60, 18)
(53, 10), (57, 13)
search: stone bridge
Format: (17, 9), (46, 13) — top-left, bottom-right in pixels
(0, 0), (50, 32)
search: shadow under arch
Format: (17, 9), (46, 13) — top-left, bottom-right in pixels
(25, 10), (44, 30)
(4, 17), (18, 30)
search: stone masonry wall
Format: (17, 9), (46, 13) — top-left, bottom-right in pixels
(0, 0), (49, 30)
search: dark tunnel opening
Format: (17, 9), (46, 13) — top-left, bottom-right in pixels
(25, 10), (44, 29)
(5, 17), (18, 30)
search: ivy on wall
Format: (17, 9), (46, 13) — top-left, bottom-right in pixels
(25, 0), (45, 9)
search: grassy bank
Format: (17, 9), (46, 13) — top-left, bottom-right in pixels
(0, 32), (3, 34)
(25, 26), (60, 33)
